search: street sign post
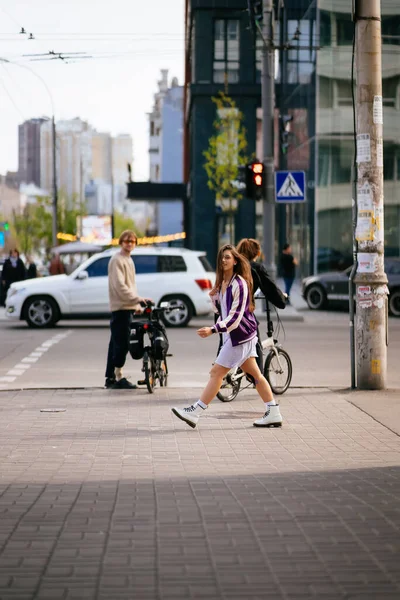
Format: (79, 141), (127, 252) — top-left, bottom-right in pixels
(275, 170), (306, 203)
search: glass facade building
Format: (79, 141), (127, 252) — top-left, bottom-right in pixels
(315, 0), (400, 271)
(184, 0), (400, 271)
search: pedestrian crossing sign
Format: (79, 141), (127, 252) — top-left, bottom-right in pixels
(275, 171), (306, 203)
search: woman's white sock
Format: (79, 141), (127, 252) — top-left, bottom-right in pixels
(265, 398), (276, 408)
(195, 400), (208, 410)
(114, 367), (123, 382)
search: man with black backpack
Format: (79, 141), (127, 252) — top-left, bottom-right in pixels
(104, 230), (152, 389)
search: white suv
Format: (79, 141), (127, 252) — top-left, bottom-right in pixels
(5, 247), (215, 328)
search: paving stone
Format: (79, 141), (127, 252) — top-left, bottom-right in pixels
(0, 387), (400, 598)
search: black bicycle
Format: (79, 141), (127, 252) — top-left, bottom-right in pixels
(217, 296), (292, 402)
(129, 301), (181, 394)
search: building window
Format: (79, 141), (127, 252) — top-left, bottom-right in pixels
(336, 17), (353, 46)
(381, 16), (400, 45)
(213, 19), (240, 84)
(287, 19), (315, 85)
(255, 32), (263, 84)
(320, 10), (331, 46)
(150, 121), (155, 136)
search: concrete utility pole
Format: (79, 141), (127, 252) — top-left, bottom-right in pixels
(354, 0), (388, 389)
(261, 0), (276, 280)
(51, 117), (58, 248)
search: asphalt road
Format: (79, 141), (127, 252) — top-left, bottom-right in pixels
(1, 307), (400, 390)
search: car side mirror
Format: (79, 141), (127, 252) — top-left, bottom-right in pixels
(76, 271), (88, 281)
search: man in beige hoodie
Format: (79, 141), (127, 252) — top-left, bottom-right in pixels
(105, 230), (149, 389)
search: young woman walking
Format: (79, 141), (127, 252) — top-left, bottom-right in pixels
(171, 244), (283, 429)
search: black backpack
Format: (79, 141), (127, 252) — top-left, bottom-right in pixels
(152, 322), (169, 360)
(129, 321), (145, 360)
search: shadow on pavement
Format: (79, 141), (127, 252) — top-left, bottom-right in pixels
(0, 466), (399, 599)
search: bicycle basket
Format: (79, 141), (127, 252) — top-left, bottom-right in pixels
(129, 321), (145, 360)
(152, 322), (169, 359)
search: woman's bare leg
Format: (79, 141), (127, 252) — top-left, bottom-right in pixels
(240, 357), (274, 403)
(200, 364), (230, 406)
(241, 357), (282, 427)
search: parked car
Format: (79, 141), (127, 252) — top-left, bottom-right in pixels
(317, 247), (353, 273)
(302, 257), (400, 316)
(5, 247), (216, 328)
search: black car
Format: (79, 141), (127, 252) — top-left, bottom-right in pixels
(302, 257), (400, 317)
(317, 247), (353, 272)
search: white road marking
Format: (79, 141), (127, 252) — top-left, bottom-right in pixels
(0, 330), (72, 388)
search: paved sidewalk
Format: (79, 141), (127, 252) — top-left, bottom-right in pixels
(0, 385), (399, 599)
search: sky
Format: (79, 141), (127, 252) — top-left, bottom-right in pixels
(0, 0), (185, 182)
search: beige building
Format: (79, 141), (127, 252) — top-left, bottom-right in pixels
(91, 132), (132, 187)
(40, 118), (92, 204)
(0, 174), (21, 219)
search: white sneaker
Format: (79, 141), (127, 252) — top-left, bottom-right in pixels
(171, 404), (204, 428)
(253, 405), (283, 428)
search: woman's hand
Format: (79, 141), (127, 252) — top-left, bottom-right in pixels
(197, 327), (213, 338)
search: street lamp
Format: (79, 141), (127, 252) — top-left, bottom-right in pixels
(0, 58), (58, 246)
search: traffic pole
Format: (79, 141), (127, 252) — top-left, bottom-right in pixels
(261, 0), (276, 280)
(52, 116), (58, 248)
(354, 0), (388, 389)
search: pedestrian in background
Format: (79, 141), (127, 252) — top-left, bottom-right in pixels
(65, 255), (78, 275)
(171, 244), (283, 429)
(49, 253), (65, 275)
(237, 238), (287, 370)
(280, 243), (298, 300)
(1, 249), (26, 301)
(105, 230), (151, 390)
(25, 255), (37, 279)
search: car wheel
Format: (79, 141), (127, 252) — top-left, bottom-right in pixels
(305, 284), (327, 310)
(24, 296), (60, 328)
(389, 289), (400, 317)
(160, 295), (193, 327)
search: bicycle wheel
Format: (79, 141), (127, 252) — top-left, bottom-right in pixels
(159, 358), (168, 387)
(144, 356), (156, 394)
(216, 369), (242, 402)
(264, 348), (292, 395)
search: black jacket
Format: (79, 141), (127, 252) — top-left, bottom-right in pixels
(1, 257), (26, 288)
(251, 261), (286, 309)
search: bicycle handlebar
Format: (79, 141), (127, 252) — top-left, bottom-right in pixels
(135, 301), (184, 318)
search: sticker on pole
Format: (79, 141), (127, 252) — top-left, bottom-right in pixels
(356, 134), (371, 163)
(275, 171), (306, 203)
(357, 252), (378, 273)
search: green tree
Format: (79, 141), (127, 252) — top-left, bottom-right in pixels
(203, 92), (250, 243)
(57, 190), (87, 237)
(12, 193), (88, 254)
(113, 211), (144, 240)
(12, 197), (52, 255)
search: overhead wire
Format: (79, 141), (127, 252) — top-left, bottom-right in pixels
(0, 64), (25, 119)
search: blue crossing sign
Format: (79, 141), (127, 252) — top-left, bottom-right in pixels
(275, 170), (306, 203)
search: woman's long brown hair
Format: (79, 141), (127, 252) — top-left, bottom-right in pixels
(211, 244), (255, 312)
(236, 238), (261, 262)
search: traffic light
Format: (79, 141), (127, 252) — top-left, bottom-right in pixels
(246, 161), (264, 200)
(279, 114), (293, 155)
